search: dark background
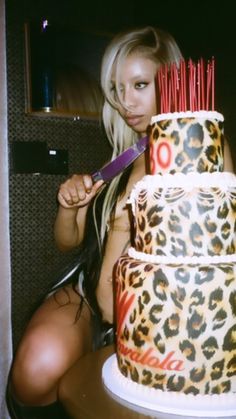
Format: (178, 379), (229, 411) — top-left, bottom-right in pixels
(6, 0), (236, 350)
(21, 0), (235, 138)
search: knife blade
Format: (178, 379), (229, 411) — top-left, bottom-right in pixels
(91, 135), (149, 183)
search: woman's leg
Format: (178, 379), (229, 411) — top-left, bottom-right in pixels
(9, 284), (93, 407)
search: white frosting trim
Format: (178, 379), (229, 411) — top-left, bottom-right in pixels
(151, 110), (224, 124)
(128, 247), (236, 265)
(127, 172), (236, 209)
(133, 171), (236, 190)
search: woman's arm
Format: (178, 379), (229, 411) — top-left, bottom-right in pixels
(54, 205), (87, 252)
(54, 174), (103, 252)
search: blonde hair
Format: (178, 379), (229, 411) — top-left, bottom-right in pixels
(97, 26), (183, 246)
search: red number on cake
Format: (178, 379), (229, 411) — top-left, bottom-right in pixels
(156, 141), (171, 169)
(150, 141), (172, 173)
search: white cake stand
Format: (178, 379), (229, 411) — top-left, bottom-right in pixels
(102, 354), (236, 418)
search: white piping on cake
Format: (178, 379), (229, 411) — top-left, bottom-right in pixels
(127, 172), (236, 210)
(133, 171), (236, 190)
(128, 247), (236, 265)
(151, 110), (224, 124)
(105, 355), (236, 414)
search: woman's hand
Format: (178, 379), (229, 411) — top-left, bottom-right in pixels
(57, 174), (104, 209)
(54, 174), (104, 250)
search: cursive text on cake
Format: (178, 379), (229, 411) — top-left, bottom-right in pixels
(118, 341), (185, 371)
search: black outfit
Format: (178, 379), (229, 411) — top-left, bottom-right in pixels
(7, 168), (131, 418)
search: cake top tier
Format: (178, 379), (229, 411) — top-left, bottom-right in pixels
(149, 112), (224, 174)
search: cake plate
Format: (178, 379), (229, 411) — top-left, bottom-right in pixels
(102, 354), (236, 418)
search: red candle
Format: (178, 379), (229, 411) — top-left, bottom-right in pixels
(197, 60), (200, 110)
(206, 61), (211, 111)
(212, 56), (215, 110)
(200, 58), (205, 109)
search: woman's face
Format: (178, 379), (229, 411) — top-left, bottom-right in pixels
(112, 54), (158, 136)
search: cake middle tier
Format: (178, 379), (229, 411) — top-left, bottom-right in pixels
(128, 172), (236, 258)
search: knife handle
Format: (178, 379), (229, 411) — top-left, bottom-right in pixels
(91, 170), (103, 183)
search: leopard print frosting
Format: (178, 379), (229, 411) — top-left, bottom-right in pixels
(129, 172), (236, 257)
(116, 256), (236, 395)
(115, 112), (236, 397)
(149, 112), (224, 175)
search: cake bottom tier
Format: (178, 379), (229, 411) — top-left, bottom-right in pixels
(102, 354), (236, 417)
(115, 254), (236, 395)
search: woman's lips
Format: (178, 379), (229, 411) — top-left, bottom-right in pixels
(125, 115), (143, 127)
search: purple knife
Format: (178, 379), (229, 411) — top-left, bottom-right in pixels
(91, 135), (149, 183)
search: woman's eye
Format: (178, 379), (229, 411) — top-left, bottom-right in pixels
(135, 82), (148, 89)
(110, 84), (123, 97)
(110, 85), (118, 99)
(110, 84), (115, 93)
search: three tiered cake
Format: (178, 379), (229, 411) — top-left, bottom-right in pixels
(102, 59), (236, 416)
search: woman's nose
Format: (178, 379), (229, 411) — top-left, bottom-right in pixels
(122, 89), (135, 108)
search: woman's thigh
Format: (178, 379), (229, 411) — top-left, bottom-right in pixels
(11, 284), (93, 404)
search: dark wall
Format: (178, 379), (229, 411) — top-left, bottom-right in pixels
(6, 0), (114, 350)
(7, 0), (236, 350)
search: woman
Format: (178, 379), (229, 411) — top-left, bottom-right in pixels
(8, 26), (234, 418)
